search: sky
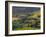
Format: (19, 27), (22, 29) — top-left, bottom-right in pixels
(12, 6), (40, 16)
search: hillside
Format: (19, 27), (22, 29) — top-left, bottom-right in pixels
(12, 10), (41, 30)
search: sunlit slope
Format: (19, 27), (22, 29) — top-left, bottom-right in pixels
(28, 10), (40, 18)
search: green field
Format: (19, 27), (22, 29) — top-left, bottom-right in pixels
(16, 27), (40, 30)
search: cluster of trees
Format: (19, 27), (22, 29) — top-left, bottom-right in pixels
(12, 12), (40, 30)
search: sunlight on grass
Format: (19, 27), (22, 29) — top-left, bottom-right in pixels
(16, 27), (39, 30)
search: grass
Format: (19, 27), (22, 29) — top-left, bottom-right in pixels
(15, 27), (39, 30)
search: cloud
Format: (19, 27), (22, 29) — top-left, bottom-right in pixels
(12, 6), (40, 16)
